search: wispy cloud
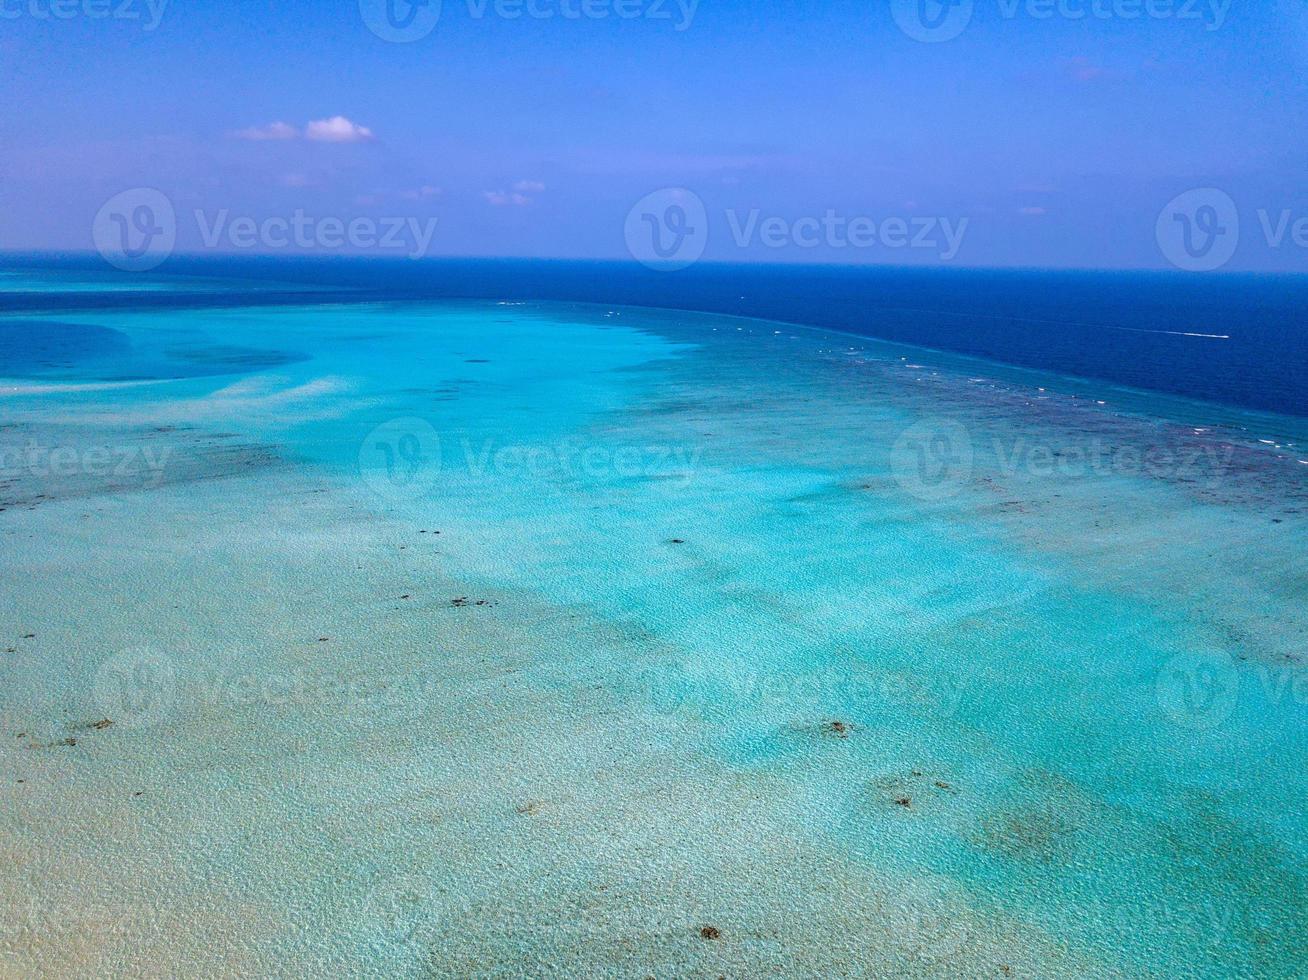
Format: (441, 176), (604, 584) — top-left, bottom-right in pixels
(400, 185), (442, 201)
(1061, 57), (1125, 83)
(356, 186), (442, 207)
(233, 121), (300, 142)
(231, 117), (376, 144)
(485, 180), (545, 206)
(485, 191), (531, 207)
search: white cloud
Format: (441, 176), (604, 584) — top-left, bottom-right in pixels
(486, 180), (544, 206)
(233, 121), (300, 141)
(305, 116), (375, 143)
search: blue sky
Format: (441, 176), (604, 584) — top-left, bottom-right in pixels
(2, 0), (1307, 269)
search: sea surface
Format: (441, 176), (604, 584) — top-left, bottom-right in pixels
(1, 260), (1306, 977)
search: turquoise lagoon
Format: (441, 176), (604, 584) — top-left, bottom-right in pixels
(1, 289), (1306, 976)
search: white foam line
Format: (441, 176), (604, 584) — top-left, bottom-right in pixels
(0, 378), (173, 396)
(1108, 326), (1231, 339)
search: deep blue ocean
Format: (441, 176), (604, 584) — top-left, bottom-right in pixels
(3, 255), (1306, 418)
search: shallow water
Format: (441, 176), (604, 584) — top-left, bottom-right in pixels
(1, 291), (1306, 977)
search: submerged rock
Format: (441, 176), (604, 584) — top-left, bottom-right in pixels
(26, 737), (77, 749)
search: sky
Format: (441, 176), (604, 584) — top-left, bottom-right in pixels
(2, 0), (1307, 270)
